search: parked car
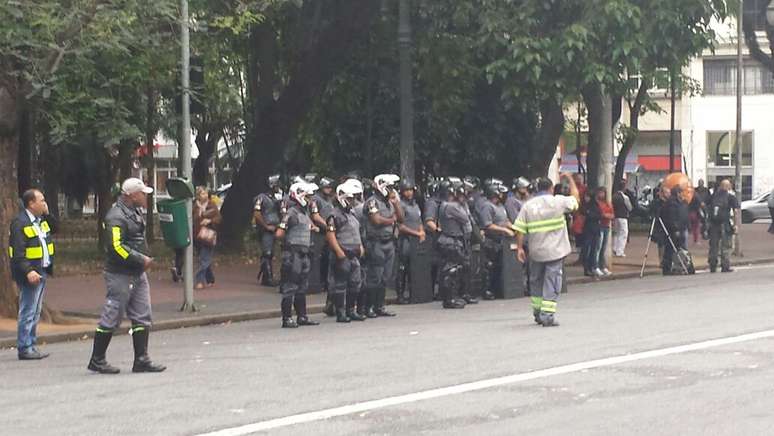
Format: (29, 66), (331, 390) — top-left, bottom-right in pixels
(741, 192), (771, 223)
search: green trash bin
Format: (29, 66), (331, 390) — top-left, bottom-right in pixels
(157, 178), (195, 249)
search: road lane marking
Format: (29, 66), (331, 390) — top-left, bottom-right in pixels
(197, 328), (774, 435)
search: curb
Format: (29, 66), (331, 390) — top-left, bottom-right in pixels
(3, 257), (773, 350)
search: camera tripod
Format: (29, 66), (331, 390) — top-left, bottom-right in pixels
(640, 216), (689, 278)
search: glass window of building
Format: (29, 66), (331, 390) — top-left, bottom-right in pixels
(706, 131), (753, 167)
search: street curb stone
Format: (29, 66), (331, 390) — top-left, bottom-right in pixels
(3, 256), (773, 350)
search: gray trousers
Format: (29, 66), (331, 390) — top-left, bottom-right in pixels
(98, 272), (152, 330)
(365, 240), (396, 290)
(528, 258), (564, 319)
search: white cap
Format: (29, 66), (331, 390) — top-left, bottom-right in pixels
(121, 178), (154, 195)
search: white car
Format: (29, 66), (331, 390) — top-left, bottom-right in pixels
(741, 192), (771, 223)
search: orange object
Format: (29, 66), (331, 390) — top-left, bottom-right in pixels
(662, 173), (694, 204)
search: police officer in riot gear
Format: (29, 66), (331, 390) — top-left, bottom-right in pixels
(275, 182), (319, 328)
(479, 182), (515, 300)
(364, 174), (403, 317)
(437, 179), (473, 309)
(311, 177), (337, 315)
(424, 179), (446, 300)
(254, 175), (284, 286)
(707, 179), (739, 273)
(397, 181), (426, 304)
(506, 177), (531, 223)
(326, 180), (367, 322)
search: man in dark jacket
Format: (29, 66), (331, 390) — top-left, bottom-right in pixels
(659, 186), (690, 275)
(87, 178), (166, 374)
(9, 189), (56, 360)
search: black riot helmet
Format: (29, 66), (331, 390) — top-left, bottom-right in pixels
(448, 177), (466, 200)
(399, 180), (415, 193)
(267, 174), (281, 188)
(438, 178), (453, 199)
(484, 183), (508, 200)
(463, 176), (480, 191)
(319, 177), (335, 189)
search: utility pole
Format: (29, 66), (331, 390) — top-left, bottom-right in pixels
(734, 1), (744, 257)
(398, 0), (415, 185)
(669, 67), (677, 173)
(180, 0), (196, 310)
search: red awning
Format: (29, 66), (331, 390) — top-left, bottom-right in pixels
(638, 155), (682, 172)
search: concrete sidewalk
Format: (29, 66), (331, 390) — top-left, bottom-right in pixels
(2, 223), (772, 348)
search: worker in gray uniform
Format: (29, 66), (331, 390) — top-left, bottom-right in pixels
(514, 175), (579, 327)
(706, 179), (739, 273)
(275, 182), (320, 328)
(88, 178), (165, 374)
(326, 180), (367, 323)
(437, 179), (472, 309)
(479, 182), (515, 300)
(397, 181), (426, 304)
(364, 174), (403, 317)
(253, 174), (284, 286)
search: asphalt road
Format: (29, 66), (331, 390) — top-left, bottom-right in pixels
(2, 265), (774, 436)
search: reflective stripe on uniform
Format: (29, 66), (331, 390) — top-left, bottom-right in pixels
(131, 325), (146, 334)
(541, 300), (557, 314)
(513, 219), (528, 234)
(23, 226), (37, 238)
(530, 296), (543, 310)
(41, 221), (51, 233)
(48, 243), (54, 255)
(111, 226), (130, 259)
(95, 327), (112, 333)
(25, 246), (43, 259)
(524, 217), (567, 234)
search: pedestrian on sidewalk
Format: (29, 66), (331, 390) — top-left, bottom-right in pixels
(275, 182), (320, 328)
(193, 186), (221, 290)
(612, 180), (633, 257)
(592, 187), (614, 277)
(10, 189), (56, 360)
(88, 178), (165, 374)
(514, 174), (579, 327)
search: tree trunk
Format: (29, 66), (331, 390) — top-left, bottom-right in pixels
(17, 107), (33, 196)
(94, 137), (114, 250)
(0, 84), (20, 318)
(193, 128), (220, 187)
(219, 2), (380, 248)
(145, 87), (157, 240)
(583, 83), (603, 190)
(398, 0), (415, 185)
(614, 80), (648, 186)
(528, 98), (565, 178)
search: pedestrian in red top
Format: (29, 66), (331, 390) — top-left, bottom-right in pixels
(592, 187), (614, 277)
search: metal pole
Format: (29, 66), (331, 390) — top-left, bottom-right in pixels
(180, 0), (196, 311)
(734, 1), (744, 256)
(398, 0), (415, 185)
(669, 67), (676, 173)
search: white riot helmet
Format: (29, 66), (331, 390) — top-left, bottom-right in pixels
(336, 181), (363, 209)
(304, 182), (319, 196)
(344, 178), (363, 193)
(289, 182), (311, 207)
(374, 174), (400, 197)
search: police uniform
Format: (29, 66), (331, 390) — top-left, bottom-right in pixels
(278, 201), (317, 327)
(364, 193), (397, 317)
(479, 198), (510, 300)
(9, 209), (55, 358)
(89, 196), (165, 373)
(460, 199), (482, 304)
(707, 190), (739, 273)
(437, 200), (471, 308)
(254, 192), (284, 285)
(505, 196), (525, 223)
(513, 193), (578, 326)
(423, 195), (442, 299)
(313, 192), (335, 297)
(397, 197), (423, 303)
(326, 202), (365, 322)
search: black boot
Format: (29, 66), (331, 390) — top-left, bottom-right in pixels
(294, 294), (319, 326)
(364, 288), (378, 318)
(334, 293), (350, 323)
(461, 293), (479, 304)
(259, 257), (277, 286)
(88, 328), (120, 374)
(281, 296), (297, 328)
(323, 292), (336, 317)
(396, 266), (409, 304)
(131, 326), (166, 373)
(356, 290), (370, 319)
(346, 292), (366, 321)
(374, 287), (396, 317)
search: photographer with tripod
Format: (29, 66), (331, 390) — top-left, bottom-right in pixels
(659, 186), (690, 275)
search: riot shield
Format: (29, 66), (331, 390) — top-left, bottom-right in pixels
(498, 237), (526, 299)
(409, 238), (435, 303)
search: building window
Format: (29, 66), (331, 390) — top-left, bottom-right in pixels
(706, 131), (753, 168)
(703, 59), (774, 95)
(712, 175), (753, 201)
